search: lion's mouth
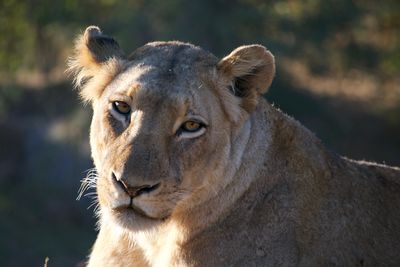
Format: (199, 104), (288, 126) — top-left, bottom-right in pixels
(113, 204), (156, 219)
(109, 174), (169, 221)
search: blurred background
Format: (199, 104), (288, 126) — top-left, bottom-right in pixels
(0, 0), (399, 266)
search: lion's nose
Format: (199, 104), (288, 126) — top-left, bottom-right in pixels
(112, 172), (160, 198)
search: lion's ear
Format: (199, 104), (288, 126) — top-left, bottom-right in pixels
(67, 26), (125, 102)
(217, 45), (275, 112)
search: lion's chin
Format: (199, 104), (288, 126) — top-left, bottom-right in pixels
(109, 206), (166, 232)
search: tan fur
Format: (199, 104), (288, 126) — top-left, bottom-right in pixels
(67, 26), (126, 102)
(69, 26), (400, 267)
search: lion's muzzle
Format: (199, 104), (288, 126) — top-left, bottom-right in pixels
(112, 172), (160, 198)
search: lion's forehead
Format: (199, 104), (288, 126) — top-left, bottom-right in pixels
(129, 41), (217, 72)
(123, 42), (217, 91)
(107, 65), (198, 103)
(106, 62), (214, 109)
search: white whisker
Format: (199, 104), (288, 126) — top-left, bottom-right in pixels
(77, 168), (100, 212)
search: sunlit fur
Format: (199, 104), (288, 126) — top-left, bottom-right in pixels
(70, 26), (400, 266)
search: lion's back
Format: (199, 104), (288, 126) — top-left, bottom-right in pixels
(297, 156), (400, 266)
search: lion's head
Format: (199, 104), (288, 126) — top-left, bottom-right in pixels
(69, 26), (275, 231)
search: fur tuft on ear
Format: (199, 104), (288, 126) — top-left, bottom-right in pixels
(217, 45), (275, 112)
(67, 26), (126, 102)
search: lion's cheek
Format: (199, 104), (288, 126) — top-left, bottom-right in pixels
(90, 124), (108, 168)
(96, 178), (112, 208)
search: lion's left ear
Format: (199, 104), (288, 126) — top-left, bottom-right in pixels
(217, 45), (275, 112)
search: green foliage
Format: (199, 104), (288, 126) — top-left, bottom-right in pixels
(0, 0), (33, 71)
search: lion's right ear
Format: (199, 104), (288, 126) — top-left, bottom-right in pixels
(67, 26), (126, 102)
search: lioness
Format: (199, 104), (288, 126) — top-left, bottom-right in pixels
(69, 26), (400, 267)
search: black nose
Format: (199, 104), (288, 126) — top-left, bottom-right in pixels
(112, 173), (160, 198)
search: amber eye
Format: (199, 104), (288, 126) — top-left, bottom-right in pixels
(112, 101), (131, 115)
(181, 121), (202, 132)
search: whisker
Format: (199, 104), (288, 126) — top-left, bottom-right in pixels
(87, 199), (99, 210)
(84, 192), (98, 197)
(77, 168), (100, 212)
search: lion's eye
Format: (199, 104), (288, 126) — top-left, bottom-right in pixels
(181, 121), (202, 132)
(176, 118), (207, 139)
(112, 101), (131, 115)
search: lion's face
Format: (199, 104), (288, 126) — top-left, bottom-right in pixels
(69, 26), (275, 230)
(90, 51), (234, 229)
